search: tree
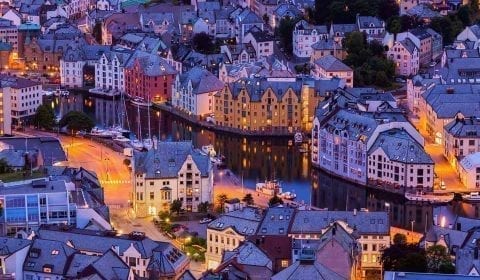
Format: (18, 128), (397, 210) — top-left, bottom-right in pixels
(276, 17), (299, 55)
(0, 158), (10, 174)
(381, 243), (427, 272)
(33, 104), (55, 130)
(216, 193), (228, 213)
(170, 199), (182, 215)
(426, 245), (453, 273)
(378, 0), (399, 21)
(123, 158), (131, 167)
(93, 22), (102, 44)
(59, 111), (95, 134)
(198, 201), (210, 213)
(192, 32), (215, 54)
(393, 233), (407, 246)
(457, 5), (472, 26)
(242, 193), (254, 205)
(268, 195), (283, 206)
(387, 17), (402, 37)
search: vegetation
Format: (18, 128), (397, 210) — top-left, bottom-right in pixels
(170, 199), (183, 215)
(184, 236), (207, 262)
(311, 0), (398, 24)
(59, 111), (95, 134)
(268, 195), (283, 206)
(216, 193), (228, 213)
(33, 104), (56, 130)
(0, 158), (11, 174)
(198, 201), (210, 213)
(343, 31), (395, 88)
(426, 245), (455, 273)
(242, 193), (254, 206)
(192, 32), (216, 54)
(0, 170), (44, 183)
(276, 17), (300, 55)
(123, 158), (131, 167)
(92, 22), (102, 44)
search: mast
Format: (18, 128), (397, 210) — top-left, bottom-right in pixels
(137, 103), (141, 141)
(147, 95), (151, 140)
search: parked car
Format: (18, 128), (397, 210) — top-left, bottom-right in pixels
(199, 218), (213, 224)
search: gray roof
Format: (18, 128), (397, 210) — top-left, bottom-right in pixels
(223, 241), (272, 269)
(445, 117), (480, 138)
(406, 4), (441, 19)
(246, 26), (274, 43)
(444, 49), (480, 60)
(274, 4), (301, 18)
(179, 67), (224, 95)
(271, 260), (345, 280)
(133, 141), (211, 179)
(295, 20), (328, 35)
(37, 226), (162, 259)
(125, 50), (177, 76)
(443, 57), (480, 83)
(399, 38), (418, 54)
(290, 210), (389, 235)
(237, 9), (263, 25)
(63, 45), (111, 62)
(314, 55), (352, 72)
(197, 1), (220, 12)
(0, 75), (41, 89)
(369, 128), (433, 164)
(456, 227), (480, 275)
(0, 237), (31, 256)
(65, 253), (100, 278)
(311, 39), (341, 51)
(84, 249), (131, 280)
(384, 272), (479, 280)
(23, 238), (76, 275)
(424, 225), (468, 252)
(0, 178), (70, 196)
(0, 149), (26, 167)
(147, 243), (189, 276)
(357, 15), (384, 29)
(331, 24), (358, 35)
(208, 206), (263, 235)
(257, 206), (295, 236)
(422, 84), (480, 118)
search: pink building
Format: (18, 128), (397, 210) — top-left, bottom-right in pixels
(387, 38), (419, 77)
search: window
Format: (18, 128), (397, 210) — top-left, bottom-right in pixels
(129, 257), (136, 267)
(281, 260), (289, 267)
(363, 244), (368, 251)
(150, 192), (154, 200)
(51, 250), (59, 255)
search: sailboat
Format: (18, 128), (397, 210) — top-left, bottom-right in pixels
(131, 102), (144, 151)
(142, 95), (153, 150)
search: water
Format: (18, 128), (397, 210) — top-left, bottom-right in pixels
(50, 91), (480, 232)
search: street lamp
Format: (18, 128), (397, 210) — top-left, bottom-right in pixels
(410, 220), (415, 243)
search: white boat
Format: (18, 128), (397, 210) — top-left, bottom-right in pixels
(113, 135), (131, 144)
(405, 191), (454, 203)
(202, 145), (216, 157)
(130, 97), (151, 107)
(256, 180), (282, 196)
(279, 191), (297, 200)
(143, 138), (154, 150)
(463, 192), (480, 202)
(294, 132), (303, 143)
(90, 127), (115, 138)
(131, 139), (144, 150)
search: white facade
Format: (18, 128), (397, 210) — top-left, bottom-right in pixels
(243, 32), (274, 57)
(387, 40), (419, 76)
(94, 52), (126, 93)
(3, 81), (43, 121)
(206, 226), (245, 269)
(0, 242), (30, 279)
(292, 21), (328, 58)
(96, 0), (118, 10)
(60, 60), (85, 88)
(0, 89), (12, 135)
(459, 152), (480, 189)
(64, 0), (92, 18)
(2, 10), (21, 26)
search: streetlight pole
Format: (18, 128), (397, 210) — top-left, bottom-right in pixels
(410, 220), (415, 243)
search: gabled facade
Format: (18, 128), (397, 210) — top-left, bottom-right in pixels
(387, 38), (419, 76)
(293, 20), (328, 58)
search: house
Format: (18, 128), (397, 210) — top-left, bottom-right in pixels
(311, 55), (353, 87)
(456, 227), (480, 276)
(243, 27), (275, 57)
(458, 152), (480, 190)
(457, 24), (480, 50)
(139, 12), (175, 35)
(124, 51), (177, 102)
(93, 46), (133, 94)
(0, 74), (42, 124)
(406, 4), (441, 24)
(220, 43), (257, 64)
(271, 4), (301, 29)
(205, 206), (263, 269)
(387, 38), (420, 76)
(253, 0), (278, 24)
(399, 0), (419, 15)
(311, 39), (345, 61)
(101, 12), (141, 45)
(293, 20), (328, 58)
(235, 9), (263, 43)
(132, 141), (213, 216)
(330, 23), (358, 43)
(406, 75), (440, 117)
(1, 8), (22, 26)
(0, 237), (31, 278)
(397, 28), (442, 66)
(214, 6), (235, 39)
(96, 0), (120, 11)
(172, 67), (224, 117)
(444, 114), (480, 171)
(356, 15), (385, 37)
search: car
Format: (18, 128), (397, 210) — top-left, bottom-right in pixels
(199, 218), (213, 224)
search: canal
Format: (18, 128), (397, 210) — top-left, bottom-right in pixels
(50, 91), (480, 232)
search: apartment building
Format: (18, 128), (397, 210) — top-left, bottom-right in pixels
(397, 28), (442, 66)
(132, 141), (213, 217)
(356, 15), (385, 37)
(311, 55), (353, 87)
(0, 18), (18, 51)
(292, 20), (328, 58)
(387, 38), (419, 76)
(214, 76), (342, 133)
(444, 114), (480, 169)
(0, 86), (11, 135)
(459, 152), (480, 190)
(243, 27), (275, 57)
(94, 47), (133, 94)
(0, 75), (42, 123)
(172, 67), (224, 117)
(205, 206), (263, 269)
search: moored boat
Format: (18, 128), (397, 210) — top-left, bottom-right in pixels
(294, 132), (303, 143)
(256, 180), (282, 196)
(405, 191), (454, 203)
(202, 145), (216, 157)
(279, 191), (297, 200)
(130, 97), (152, 107)
(462, 192), (480, 202)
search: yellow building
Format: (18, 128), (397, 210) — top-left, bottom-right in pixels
(214, 77), (342, 133)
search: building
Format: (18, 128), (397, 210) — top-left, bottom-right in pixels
(406, 75), (439, 117)
(458, 152), (480, 190)
(292, 20), (328, 58)
(0, 75), (42, 124)
(456, 227), (480, 276)
(456, 24), (480, 50)
(397, 28), (442, 66)
(387, 38), (419, 76)
(172, 67), (224, 117)
(0, 237), (31, 278)
(214, 76), (343, 133)
(124, 51), (177, 102)
(243, 27), (275, 58)
(330, 24), (358, 42)
(101, 12), (141, 45)
(220, 43), (257, 65)
(289, 210), (390, 278)
(132, 141), (213, 217)
(311, 55), (353, 87)
(400, 0), (419, 15)
(444, 114), (480, 170)
(94, 47), (133, 94)
(356, 15), (385, 37)
(235, 9), (263, 43)
(367, 128), (434, 191)
(0, 83), (11, 135)
(0, 19), (18, 52)
(205, 206), (263, 269)
(311, 39), (346, 61)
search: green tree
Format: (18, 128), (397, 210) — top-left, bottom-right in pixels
(426, 245), (453, 273)
(216, 193), (228, 213)
(0, 158), (10, 174)
(387, 17), (402, 37)
(192, 32), (215, 54)
(268, 195), (283, 206)
(393, 233), (407, 246)
(314, 0), (334, 24)
(33, 104), (55, 130)
(59, 111), (95, 134)
(198, 201), (210, 213)
(381, 243), (427, 272)
(242, 193), (254, 205)
(457, 5), (472, 26)
(170, 199), (182, 215)
(93, 22), (102, 44)
(276, 17), (299, 55)
(378, 0), (399, 21)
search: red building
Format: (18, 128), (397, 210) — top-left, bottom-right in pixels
(125, 52), (177, 102)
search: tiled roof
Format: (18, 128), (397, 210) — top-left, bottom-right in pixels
(207, 206), (263, 235)
(445, 117), (480, 138)
(314, 55), (352, 72)
(459, 152), (480, 171)
(330, 24), (358, 35)
(295, 20), (328, 35)
(399, 38), (418, 54)
(423, 84), (480, 118)
(0, 137), (66, 163)
(257, 205), (295, 236)
(456, 227), (480, 275)
(406, 4), (441, 19)
(23, 239), (76, 275)
(271, 259), (345, 280)
(147, 242), (189, 276)
(126, 50), (177, 76)
(179, 67), (224, 95)
(222, 241), (272, 269)
(357, 15), (384, 29)
(0, 237), (31, 256)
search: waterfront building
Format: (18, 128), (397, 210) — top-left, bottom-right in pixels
(132, 141), (213, 217)
(459, 152), (480, 190)
(387, 38), (420, 76)
(444, 114), (480, 170)
(289, 210), (390, 278)
(0, 74), (42, 124)
(205, 206), (263, 269)
(93, 46), (133, 95)
(292, 20), (328, 58)
(125, 51), (177, 102)
(172, 67), (224, 117)
(311, 55), (353, 87)
(214, 76), (343, 133)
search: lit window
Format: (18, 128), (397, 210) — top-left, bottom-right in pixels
(281, 260), (289, 267)
(51, 250), (59, 255)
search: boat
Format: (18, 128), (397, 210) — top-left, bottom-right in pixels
(202, 145), (216, 157)
(279, 191), (297, 200)
(462, 192), (480, 202)
(404, 191), (454, 203)
(89, 127), (115, 138)
(256, 180), (282, 196)
(131, 139), (144, 150)
(294, 132), (303, 143)
(130, 97), (151, 107)
(143, 138), (154, 150)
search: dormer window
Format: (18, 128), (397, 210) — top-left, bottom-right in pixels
(51, 250), (59, 255)
(43, 264), (53, 273)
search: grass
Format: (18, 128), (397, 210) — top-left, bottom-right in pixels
(0, 170), (45, 183)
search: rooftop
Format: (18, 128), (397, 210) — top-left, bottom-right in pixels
(207, 206), (263, 235)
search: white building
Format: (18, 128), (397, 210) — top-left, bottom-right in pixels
(459, 152), (480, 189)
(0, 237), (31, 278)
(387, 38), (419, 76)
(0, 75), (42, 123)
(132, 141), (213, 217)
(205, 206), (262, 269)
(293, 20), (328, 58)
(0, 87), (12, 135)
(444, 114), (480, 170)
(172, 67), (224, 117)
(356, 15), (385, 37)
(93, 47), (133, 94)
(243, 27), (275, 58)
